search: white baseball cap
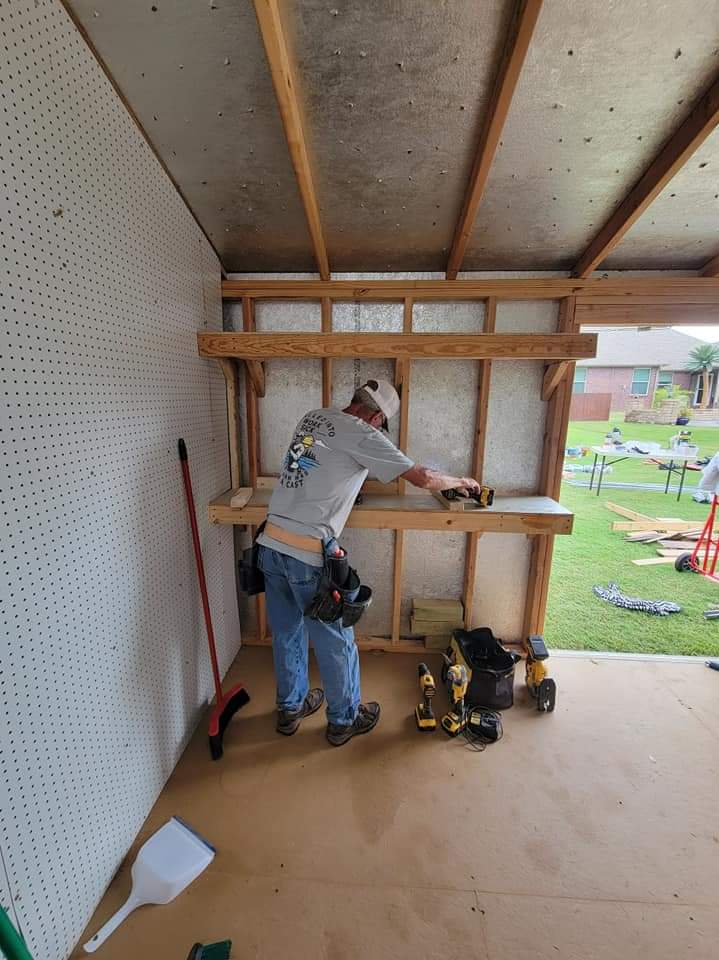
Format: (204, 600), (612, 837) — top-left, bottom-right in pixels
(363, 379), (400, 426)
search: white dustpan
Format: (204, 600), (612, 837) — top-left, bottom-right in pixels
(83, 817), (215, 953)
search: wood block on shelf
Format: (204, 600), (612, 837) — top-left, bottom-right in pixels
(411, 598), (464, 622)
(410, 616), (463, 637)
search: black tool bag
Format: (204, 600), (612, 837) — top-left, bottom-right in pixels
(305, 545), (372, 628)
(238, 521), (266, 596)
(453, 627), (520, 710)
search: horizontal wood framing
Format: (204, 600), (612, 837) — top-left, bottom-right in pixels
(198, 331), (597, 361)
(222, 277), (719, 302)
(575, 302), (719, 326)
(209, 488), (574, 535)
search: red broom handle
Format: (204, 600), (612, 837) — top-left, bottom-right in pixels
(178, 439), (223, 703)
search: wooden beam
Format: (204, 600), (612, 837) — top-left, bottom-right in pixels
(242, 297), (265, 642)
(573, 72), (719, 277)
(542, 361), (570, 401)
(217, 359), (241, 488)
(391, 530), (405, 644)
(321, 298), (332, 407)
(575, 302), (719, 326)
(222, 277), (719, 301)
(446, 0), (544, 279)
(391, 298), (413, 643)
(198, 331), (597, 361)
(523, 297), (577, 638)
(243, 359), (266, 397)
(462, 297), (496, 629)
(242, 301), (260, 485)
(701, 252), (719, 277)
(252, 0), (330, 279)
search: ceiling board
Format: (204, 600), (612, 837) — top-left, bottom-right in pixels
(253, 0), (513, 272)
(603, 129), (719, 269)
(462, 0), (719, 269)
(68, 0), (315, 271)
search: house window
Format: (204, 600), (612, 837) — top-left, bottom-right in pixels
(630, 367), (651, 396)
(573, 367), (587, 394)
(657, 371), (673, 390)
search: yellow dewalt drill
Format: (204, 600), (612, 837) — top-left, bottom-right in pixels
(525, 635), (557, 712)
(415, 662), (437, 731)
(441, 662), (468, 736)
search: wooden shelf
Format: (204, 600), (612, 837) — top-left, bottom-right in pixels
(208, 489), (573, 535)
(198, 331), (596, 362)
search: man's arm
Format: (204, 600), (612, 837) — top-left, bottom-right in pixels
(402, 464), (480, 495)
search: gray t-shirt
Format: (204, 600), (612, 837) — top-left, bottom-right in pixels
(257, 408), (414, 566)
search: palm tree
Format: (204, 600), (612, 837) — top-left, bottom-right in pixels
(686, 343), (719, 409)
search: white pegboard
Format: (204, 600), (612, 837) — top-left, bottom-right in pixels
(0, 3), (237, 958)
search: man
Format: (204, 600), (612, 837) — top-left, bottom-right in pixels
(257, 379), (480, 746)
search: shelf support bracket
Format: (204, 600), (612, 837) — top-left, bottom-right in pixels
(244, 358), (266, 397)
(542, 361), (570, 401)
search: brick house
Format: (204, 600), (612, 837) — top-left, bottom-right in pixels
(573, 327), (706, 412)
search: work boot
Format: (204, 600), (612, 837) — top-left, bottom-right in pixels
(276, 688), (325, 736)
(326, 702), (381, 747)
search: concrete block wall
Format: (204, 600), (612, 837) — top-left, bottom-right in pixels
(226, 273), (559, 643)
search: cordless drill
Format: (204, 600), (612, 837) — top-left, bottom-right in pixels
(441, 663), (468, 737)
(415, 662), (437, 731)
(441, 486), (495, 507)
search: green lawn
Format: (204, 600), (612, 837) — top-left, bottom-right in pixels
(546, 421), (719, 657)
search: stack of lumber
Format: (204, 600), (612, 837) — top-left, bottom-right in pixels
(604, 502), (706, 567)
(410, 598), (463, 649)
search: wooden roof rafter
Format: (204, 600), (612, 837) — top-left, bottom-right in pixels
(445, 0), (544, 280)
(573, 71), (719, 278)
(253, 0), (330, 279)
(701, 252), (719, 277)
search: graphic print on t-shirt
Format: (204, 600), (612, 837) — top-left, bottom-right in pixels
(280, 411), (336, 489)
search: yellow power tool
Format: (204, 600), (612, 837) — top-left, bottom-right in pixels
(525, 635), (556, 712)
(415, 662), (437, 731)
(441, 662), (468, 737)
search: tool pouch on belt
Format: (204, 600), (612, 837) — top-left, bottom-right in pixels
(305, 545), (372, 628)
(239, 521), (266, 596)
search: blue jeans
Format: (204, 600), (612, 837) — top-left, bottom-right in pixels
(257, 546), (361, 726)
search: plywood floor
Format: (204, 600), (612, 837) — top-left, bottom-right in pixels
(73, 648), (719, 960)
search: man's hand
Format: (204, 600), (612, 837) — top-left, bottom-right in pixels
(402, 465), (481, 494)
(453, 477), (481, 496)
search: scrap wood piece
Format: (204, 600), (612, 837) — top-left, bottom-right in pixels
(605, 501), (655, 523)
(632, 557), (680, 566)
(656, 548), (708, 558)
(624, 531), (662, 542)
(657, 539), (704, 550)
(613, 520), (712, 532)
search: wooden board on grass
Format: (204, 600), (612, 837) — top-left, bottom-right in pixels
(633, 557), (682, 566)
(614, 520), (712, 532)
(624, 531), (662, 543)
(605, 502), (655, 523)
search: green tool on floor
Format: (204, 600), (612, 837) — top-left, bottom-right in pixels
(186, 941), (232, 960)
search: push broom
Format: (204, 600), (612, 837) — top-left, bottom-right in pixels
(178, 439), (250, 759)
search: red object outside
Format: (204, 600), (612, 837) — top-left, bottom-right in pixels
(690, 494), (719, 581)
